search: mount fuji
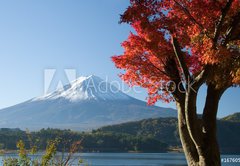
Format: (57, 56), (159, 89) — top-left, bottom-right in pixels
(0, 75), (177, 130)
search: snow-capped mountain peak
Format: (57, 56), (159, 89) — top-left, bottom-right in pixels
(33, 75), (131, 102)
(0, 75), (177, 130)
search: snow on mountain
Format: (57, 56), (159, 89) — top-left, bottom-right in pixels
(0, 75), (177, 131)
(33, 75), (131, 102)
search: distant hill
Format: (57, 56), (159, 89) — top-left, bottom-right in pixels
(221, 113), (240, 122)
(99, 116), (240, 154)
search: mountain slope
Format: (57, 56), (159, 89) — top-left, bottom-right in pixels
(0, 75), (176, 130)
(221, 112), (240, 122)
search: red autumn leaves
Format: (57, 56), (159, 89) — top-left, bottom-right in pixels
(112, 0), (240, 104)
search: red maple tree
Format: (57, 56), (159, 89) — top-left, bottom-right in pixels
(112, 0), (240, 165)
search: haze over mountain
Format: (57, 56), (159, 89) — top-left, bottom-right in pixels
(0, 75), (177, 130)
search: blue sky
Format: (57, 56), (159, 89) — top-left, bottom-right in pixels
(0, 0), (239, 118)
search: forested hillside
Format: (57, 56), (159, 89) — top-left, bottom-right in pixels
(99, 117), (240, 154)
(0, 128), (167, 153)
(221, 112), (240, 122)
(0, 116), (239, 154)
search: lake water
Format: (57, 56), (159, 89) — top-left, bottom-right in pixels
(0, 153), (240, 166)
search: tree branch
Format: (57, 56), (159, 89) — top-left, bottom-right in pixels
(173, 0), (211, 38)
(192, 65), (210, 91)
(171, 36), (191, 86)
(213, 0), (233, 48)
(163, 57), (186, 100)
(223, 11), (240, 45)
(146, 59), (169, 76)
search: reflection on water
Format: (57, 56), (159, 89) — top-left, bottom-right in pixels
(0, 153), (239, 166)
(79, 153), (187, 166)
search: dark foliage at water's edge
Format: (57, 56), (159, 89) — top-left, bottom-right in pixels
(0, 128), (168, 153)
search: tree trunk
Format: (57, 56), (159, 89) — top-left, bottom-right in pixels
(176, 101), (199, 165)
(200, 85), (226, 166)
(176, 85), (226, 166)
